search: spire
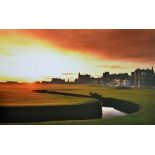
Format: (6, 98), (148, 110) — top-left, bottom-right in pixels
(151, 66), (154, 71)
(78, 72), (80, 77)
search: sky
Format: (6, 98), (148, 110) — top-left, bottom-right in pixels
(0, 29), (155, 82)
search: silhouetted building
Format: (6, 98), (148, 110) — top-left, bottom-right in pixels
(51, 78), (66, 84)
(41, 81), (51, 84)
(35, 81), (41, 84)
(6, 81), (18, 84)
(39, 67), (155, 87)
(131, 67), (155, 87)
(67, 79), (70, 83)
(75, 72), (92, 84)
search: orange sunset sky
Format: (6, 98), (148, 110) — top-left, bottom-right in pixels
(0, 29), (155, 82)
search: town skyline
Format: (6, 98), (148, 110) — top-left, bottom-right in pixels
(1, 30), (155, 82)
(1, 66), (155, 88)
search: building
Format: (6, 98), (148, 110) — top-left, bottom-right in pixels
(131, 67), (155, 87)
(102, 72), (130, 86)
(102, 72), (111, 85)
(74, 72), (92, 84)
(122, 79), (131, 87)
(91, 77), (103, 84)
(51, 78), (66, 84)
(109, 79), (130, 87)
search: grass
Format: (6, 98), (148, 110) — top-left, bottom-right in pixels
(1, 83), (155, 124)
(33, 84), (155, 125)
(0, 84), (90, 107)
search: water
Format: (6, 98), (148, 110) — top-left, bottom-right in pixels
(102, 107), (127, 119)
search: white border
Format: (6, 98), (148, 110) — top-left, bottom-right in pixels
(0, 0), (155, 155)
(0, 126), (155, 155)
(0, 0), (155, 29)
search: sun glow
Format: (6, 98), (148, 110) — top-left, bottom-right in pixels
(0, 42), (90, 82)
(0, 31), (94, 82)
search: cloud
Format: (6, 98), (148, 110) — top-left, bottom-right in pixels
(62, 72), (77, 76)
(2, 29), (155, 64)
(97, 65), (127, 69)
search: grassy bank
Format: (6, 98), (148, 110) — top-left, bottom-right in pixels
(102, 97), (141, 114)
(0, 99), (101, 123)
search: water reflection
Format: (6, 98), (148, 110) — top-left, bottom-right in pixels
(102, 107), (127, 119)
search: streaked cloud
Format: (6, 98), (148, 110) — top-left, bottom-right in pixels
(97, 65), (127, 69)
(62, 72), (77, 76)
